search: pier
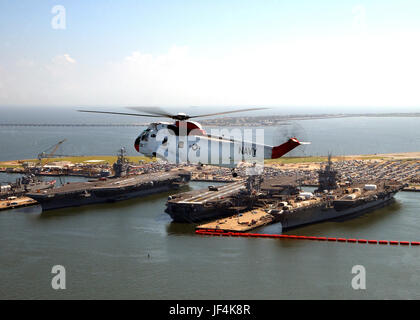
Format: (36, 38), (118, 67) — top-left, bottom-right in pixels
(196, 209), (275, 232)
(403, 185), (420, 192)
(0, 197), (37, 211)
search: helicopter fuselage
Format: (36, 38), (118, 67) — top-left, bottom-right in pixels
(135, 120), (206, 155)
(134, 120), (301, 168)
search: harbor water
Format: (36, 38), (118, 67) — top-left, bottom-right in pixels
(1, 114), (420, 299)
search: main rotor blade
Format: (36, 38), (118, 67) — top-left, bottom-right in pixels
(188, 107), (269, 119)
(79, 106), (270, 121)
(77, 110), (164, 117)
(127, 106), (177, 118)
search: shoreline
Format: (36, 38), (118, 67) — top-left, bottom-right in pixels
(1, 151), (420, 168)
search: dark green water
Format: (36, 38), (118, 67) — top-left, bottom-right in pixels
(1, 116), (420, 299)
(1, 184), (419, 299)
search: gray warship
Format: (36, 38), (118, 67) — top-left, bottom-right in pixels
(165, 157), (404, 229)
(0, 174), (55, 199)
(27, 149), (191, 211)
(274, 156), (404, 229)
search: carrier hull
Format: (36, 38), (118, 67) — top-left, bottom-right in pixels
(166, 204), (234, 223)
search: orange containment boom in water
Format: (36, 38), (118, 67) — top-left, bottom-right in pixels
(195, 229), (419, 247)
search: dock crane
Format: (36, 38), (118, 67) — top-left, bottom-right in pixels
(37, 139), (67, 165)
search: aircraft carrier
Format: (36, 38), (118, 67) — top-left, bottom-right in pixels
(165, 176), (300, 222)
(28, 170), (191, 211)
(166, 180), (247, 222)
(166, 157), (405, 229)
(275, 181), (402, 230)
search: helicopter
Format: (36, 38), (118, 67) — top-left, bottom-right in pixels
(78, 107), (309, 176)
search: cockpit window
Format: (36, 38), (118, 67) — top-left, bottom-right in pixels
(140, 130), (149, 141)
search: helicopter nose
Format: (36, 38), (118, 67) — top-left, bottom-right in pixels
(134, 136), (141, 152)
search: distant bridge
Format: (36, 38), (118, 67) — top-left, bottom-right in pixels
(0, 123), (147, 127)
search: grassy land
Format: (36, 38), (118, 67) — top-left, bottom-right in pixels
(37, 155), (157, 164)
(0, 155), (156, 168)
(0, 155), (353, 167)
(0, 153), (414, 169)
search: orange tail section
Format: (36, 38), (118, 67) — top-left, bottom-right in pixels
(271, 138), (301, 159)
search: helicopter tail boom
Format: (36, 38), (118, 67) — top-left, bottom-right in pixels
(271, 138), (302, 159)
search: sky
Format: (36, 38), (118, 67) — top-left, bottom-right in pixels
(1, 0), (420, 112)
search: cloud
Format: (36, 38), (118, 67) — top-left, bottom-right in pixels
(2, 34), (420, 109)
(52, 54), (77, 65)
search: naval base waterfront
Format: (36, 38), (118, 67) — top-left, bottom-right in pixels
(168, 158), (404, 232)
(2, 116), (420, 300)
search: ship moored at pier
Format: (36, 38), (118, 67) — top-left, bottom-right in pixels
(28, 170), (191, 211)
(0, 174), (55, 198)
(166, 157), (405, 230)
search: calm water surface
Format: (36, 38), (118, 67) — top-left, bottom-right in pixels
(1, 188), (419, 299)
(0, 115), (420, 299)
